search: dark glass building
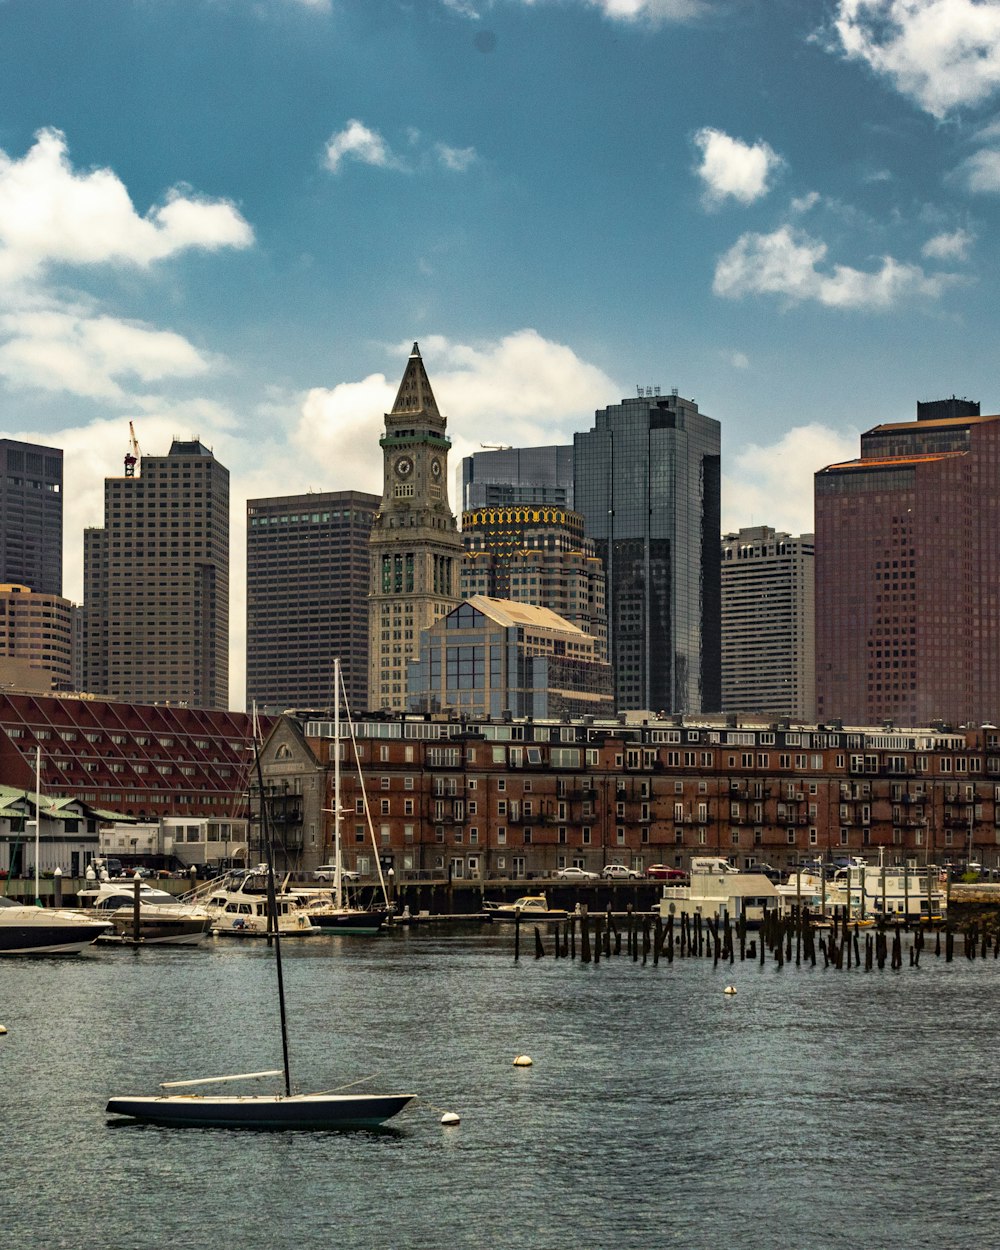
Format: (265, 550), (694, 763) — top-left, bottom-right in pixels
(246, 490), (379, 715)
(574, 390), (721, 714)
(0, 439), (63, 595)
(815, 397), (1000, 727)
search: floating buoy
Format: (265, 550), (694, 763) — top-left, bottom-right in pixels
(723, 985), (737, 995)
(440, 1111), (461, 1125)
(0, 1025), (6, 1035)
(512, 1054), (533, 1067)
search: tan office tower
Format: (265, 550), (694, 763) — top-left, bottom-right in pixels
(81, 438), (229, 709)
(369, 343), (462, 711)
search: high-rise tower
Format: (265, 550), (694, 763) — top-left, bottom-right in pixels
(574, 389), (721, 714)
(0, 439), (63, 595)
(368, 343), (462, 711)
(81, 437), (229, 709)
(246, 490), (378, 714)
(815, 397), (1000, 727)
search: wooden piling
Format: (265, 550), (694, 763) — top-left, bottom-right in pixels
(534, 927), (545, 959)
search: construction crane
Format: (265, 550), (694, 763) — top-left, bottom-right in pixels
(124, 421), (141, 478)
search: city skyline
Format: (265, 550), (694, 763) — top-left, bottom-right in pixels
(3, 1), (1000, 706)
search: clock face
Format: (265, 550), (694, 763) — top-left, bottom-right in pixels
(395, 455), (413, 479)
(430, 458), (442, 479)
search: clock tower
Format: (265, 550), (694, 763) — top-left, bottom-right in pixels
(369, 342), (462, 710)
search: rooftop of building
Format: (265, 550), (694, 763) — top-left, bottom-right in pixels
(818, 450), (966, 473)
(465, 595), (588, 635)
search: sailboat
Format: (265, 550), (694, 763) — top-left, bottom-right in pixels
(304, 659), (390, 936)
(105, 728), (414, 1130)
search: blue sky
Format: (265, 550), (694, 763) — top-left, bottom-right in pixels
(2, 0), (1000, 706)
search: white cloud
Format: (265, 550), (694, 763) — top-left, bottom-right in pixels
(323, 120), (402, 174)
(729, 351), (750, 370)
(959, 146), (1000, 192)
(0, 129), (252, 282)
(713, 224), (962, 309)
(436, 143), (478, 172)
(922, 227), (974, 259)
(790, 191), (821, 215)
(580, 0), (704, 19)
(830, 0), (1000, 118)
(0, 306), (214, 400)
(693, 128), (783, 207)
(722, 424), (860, 537)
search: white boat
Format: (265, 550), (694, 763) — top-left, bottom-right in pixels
(200, 869), (317, 937)
(482, 895), (569, 921)
(658, 869), (780, 929)
(76, 880), (212, 945)
(0, 896), (112, 955)
(835, 854), (946, 922)
(106, 733), (415, 1130)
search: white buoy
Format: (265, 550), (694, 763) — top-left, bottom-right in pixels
(512, 1054), (533, 1067)
(0, 1024), (7, 1035)
(723, 985), (737, 995)
(440, 1111), (461, 1125)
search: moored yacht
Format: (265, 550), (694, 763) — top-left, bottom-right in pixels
(201, 869), (316, 936)
(0, 896), (112, 955)
(76, 880), (212, 945)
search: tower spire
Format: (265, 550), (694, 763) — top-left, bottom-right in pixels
(390, 342), (440, 417)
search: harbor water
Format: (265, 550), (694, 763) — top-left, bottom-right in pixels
(2, 925), (997, 1250)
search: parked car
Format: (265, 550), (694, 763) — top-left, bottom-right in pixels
(646, 864), (688, 881)
(555, 866), (599, 880)
(602, 864), (641, 880)
(314, 864), (360, 882)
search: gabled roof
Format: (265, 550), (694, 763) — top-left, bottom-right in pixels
(390, 342), (440, 417)
(466, 595), (586, 635)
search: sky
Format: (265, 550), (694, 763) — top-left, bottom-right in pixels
(2, 0), (1000, 709)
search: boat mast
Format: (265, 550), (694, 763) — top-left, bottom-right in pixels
(334, 657), (343, 910)
(33, 746), (41, 907)
(252, 720), (292, 1097)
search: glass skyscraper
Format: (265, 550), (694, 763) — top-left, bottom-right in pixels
(461, 445), (574, 510)
(0, 439), (63, 596)
(574, 390), (721, 714)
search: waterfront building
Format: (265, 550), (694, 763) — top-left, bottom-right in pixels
(574, 388), (721, 714)
(0, 438), (63, 596)
(461, 444), (574, 510)
(721, 527), (815, 720)
(246, 490), (379, 715)
(406, 596), (614, 719)
(815, 397), (1000, 727)
(369, 343), (463, 712)
(260, 710), (1000, 882)
(460, 504), (606, 650)
(80, 438), (229, 709)
(0, 583), (74, 691)
(0, 691), (261, 824)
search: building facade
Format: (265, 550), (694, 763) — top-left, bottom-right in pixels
(246, 490), (379, 715)
(0, 583), (74, 691)
(80, 439), (229, 709)
(0, 438), (63, 596)
(461, 444), (574, 510)
(461, 504), (606, 650)
(721, 527), (815, 720)
(574, 389), (721, 714)
(815, 398), (1000, 727)
(261, 711), (1000, 881)
(369, 343), (463, 712)
(407, 596), (614, 719)
(0, 691), (260, 822)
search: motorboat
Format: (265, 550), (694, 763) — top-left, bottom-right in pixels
(200, 870), (317, 937)
(835, 854), (947, 923)
(658, 870), (780, 929)
(106, 724), (414, 1131)
(482, 895), (569, 921)
(0, 896), (112, 955)
(76, 880), (212, 945)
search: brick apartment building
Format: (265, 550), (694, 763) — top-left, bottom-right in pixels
(260, 712), (1000, 880)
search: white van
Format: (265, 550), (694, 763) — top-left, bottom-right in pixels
(690, 856), (740, 875)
